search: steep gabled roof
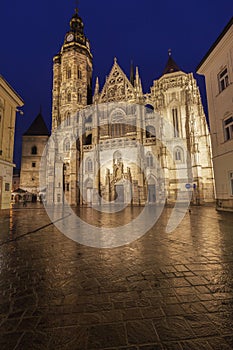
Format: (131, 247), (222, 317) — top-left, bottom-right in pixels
(24, 113), (50, 136)
(98, 58), (136, 103)
(163, 52), (181, 75)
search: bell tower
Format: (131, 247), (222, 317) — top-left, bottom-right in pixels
(52, 6), (93, 130)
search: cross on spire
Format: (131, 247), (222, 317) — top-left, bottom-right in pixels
(75, 0), (79, 13)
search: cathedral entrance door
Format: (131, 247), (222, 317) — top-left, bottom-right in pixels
(115, 185), (124, 203)
(148, 185), (156, 203)
(86, 188), (93, 204)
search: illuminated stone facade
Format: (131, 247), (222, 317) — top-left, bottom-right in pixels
(46, 9), (214, 206)
(0, 76), (23, 209)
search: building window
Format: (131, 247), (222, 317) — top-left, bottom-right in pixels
(5, 183), (10, 191)
(111, 123), (125, 137)
(32, 162), (36, 168)
(174, 147), (184, 162)
(86, 158), (93, 173)
(64, 140), (70, 152)
(172, 108), (180, 137)
(218, 67), (229, 92)
(78, 69), (82, 79)
(31, 146), (37, 155)
(230, 172), (233, 196)
(67, 92), (71, 103)
(146, 152), (154, 168)
(78, 92), (82, 103)
(66, 67), (72, 79)
(224, 116), (233, 141)
(146, 125), (156, 138)
(65, 112), (71, 126)
(66, 183), (70, 192)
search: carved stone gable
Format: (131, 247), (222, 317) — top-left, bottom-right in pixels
(99, 59), (136, 103)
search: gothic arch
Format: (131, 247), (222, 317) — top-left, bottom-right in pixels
(110, 108), (125, 123)
(64, 138), (70, 152)
(113, 151), (122, 163)
(66, 66), (72, 79)
(65, 111), (71, 126)
(85, 158), (93, 173)
(67, 90), (71, 103)
(145, 104), (154, 113)
(174, 146), (184, 162)
(146, 152), (154, 168)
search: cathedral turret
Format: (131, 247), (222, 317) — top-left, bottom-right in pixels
(93, 77), (100, 103)
(52, 6), (93, 130)
(130, 61), (135, 86)
(63, 8), (91, 50)
(135, 67), (143, 98)
(162, 50), (181, 75)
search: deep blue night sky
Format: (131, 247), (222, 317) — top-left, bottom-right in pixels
(1, 0), (232, 168)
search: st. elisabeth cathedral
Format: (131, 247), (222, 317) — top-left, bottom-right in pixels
(40, 7), (214, 206)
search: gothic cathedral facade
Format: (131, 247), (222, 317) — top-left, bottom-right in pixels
(45, 8), (214, 206)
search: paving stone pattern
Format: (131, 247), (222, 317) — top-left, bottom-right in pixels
(0, 205), (233, 349)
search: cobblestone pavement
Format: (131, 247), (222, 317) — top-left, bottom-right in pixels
(0, 204), (233, 349)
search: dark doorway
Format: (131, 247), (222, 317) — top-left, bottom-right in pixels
(148, 184), (156, 203)
(115, 185), (124, 203)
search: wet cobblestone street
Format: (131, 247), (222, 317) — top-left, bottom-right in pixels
(0, 204), (233, 349)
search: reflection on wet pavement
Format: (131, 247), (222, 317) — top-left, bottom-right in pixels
(0, 204), (233, 349)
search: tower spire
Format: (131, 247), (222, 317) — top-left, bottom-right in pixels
(130, 60), (135, 86)
(75, 0), (79, 13)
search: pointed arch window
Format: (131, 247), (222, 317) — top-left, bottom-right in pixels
(146, 152), (154, 168)
(66, 67), (72, 79)
(66, 112), (71, 126)
(78, 91), (82, 103)
(86, 158), (93, 173)
(78, 68), (82, 80)
(64, 139), (70, 152)
(67, 92), (71, 103)
(174, 147), (184, 162)
(172, 108), (180, 137)
(113, 151), (122, 163)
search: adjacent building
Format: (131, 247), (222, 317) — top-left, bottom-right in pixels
(44, 8), (214, 206)
(20, 113), (50, 201)
(197, 17), (233, 211)
(0, 76), (24, 210)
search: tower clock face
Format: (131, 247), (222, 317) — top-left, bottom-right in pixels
(66, 33), (74, 42)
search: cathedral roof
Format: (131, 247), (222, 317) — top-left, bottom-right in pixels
(163, 51), (181, 75)
(69, 8), (84, 35)
(98, 58), (137, 103)
(24, 113), (50, 136)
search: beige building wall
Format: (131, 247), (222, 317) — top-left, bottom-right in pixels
(197, 18), (233, 210)
(0, 76), (23, 209)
